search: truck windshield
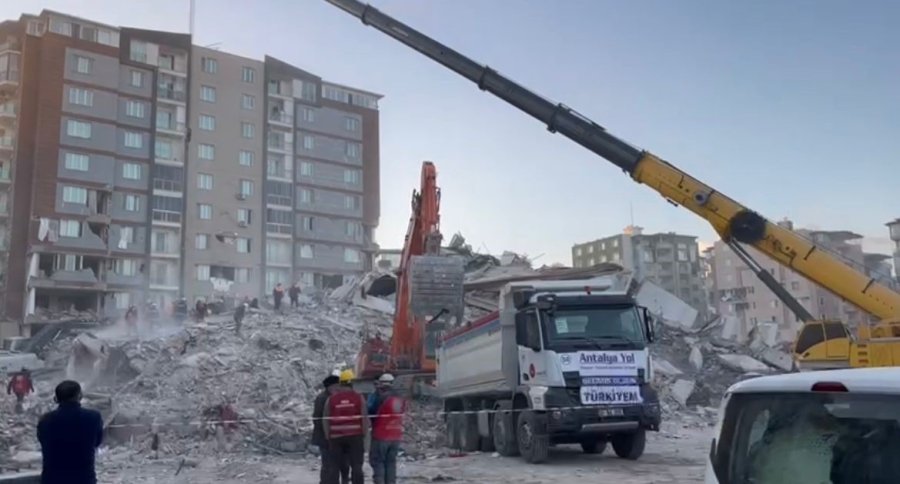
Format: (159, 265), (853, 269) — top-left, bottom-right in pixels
(711, 391), (900, 484)
(545, 305), (644, 346)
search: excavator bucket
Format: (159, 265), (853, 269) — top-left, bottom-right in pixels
(409, 255), (465, 321)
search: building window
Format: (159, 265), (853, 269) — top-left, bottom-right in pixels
(195, 234), (209, 250)
(62, 186), (88, 204)
(236, 238), (250, 253)
(66, 120), (92, 139)
(299, 80), (316, 101)
(129, 40), (148, 63)
(235, 268), (250, 283)
(74, 55), (92, 74)
(198, 204), (212, 220)
(344, 248), (360, 264)
(130, 70), (144, 87)
(239, 179), (254, 197)
(68, 87), (93, 106)
(302, 135), (315, 150)
(120, 226), (134, 244)
(241, 122), (254, 139)
(346, 142), (361, 159)
(300, 107), (315, 123)
(64, 152), (89, 171)
(125, 100), (145, 118)
(345, 221), (360, 237)
(345, 117), (360, 132)
(201, 57), (218, 74)
(301, 216), (314, 231)
(241, 66), (256, 83)
(200, 85), (216, 102)
(344, 169), (360, 185)
(344, 195), (359, 210)
(241, 94), (255, 110)
(197, 173), (213, 190)
(239, 151), (254, 166)
(199, 114), (216, 131)
(196, 264), (211, 281)
(198, 144), (215, 160)
(59, 220), (81, 238)
(124, 132), (143, 149)
(124, 194), (140, 212)
(237, 208), (251, 224)
(300, 162), (313, 177)
(299, 244), (313, 259)
(298, 188), (312, 204)
(115, 259), (139, 276)
(155, 140), (173, 160)
(122, 163), (142, 180)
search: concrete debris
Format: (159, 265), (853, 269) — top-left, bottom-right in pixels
(669, 379), (695, 407)
(716, 354), (771, 374)
(688, 347), (703, 372)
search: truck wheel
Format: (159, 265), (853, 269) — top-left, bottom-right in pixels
(492, 410), (519, 456)
(459, 413), (480, 452)
(580, 439), (607, 454)
(446, 413), (462, 450)
(611, 429), (646, 460)
(517, 411), (550, 464)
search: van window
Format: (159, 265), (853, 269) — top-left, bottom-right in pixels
(711, 392), (900, 484)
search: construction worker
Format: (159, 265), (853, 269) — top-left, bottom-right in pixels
(313, 374), (348, 484)
(273, 283), (285, 311)
(289, 283), (301, 308)
(323, 369), (368, 484)
(194, 299), (207, 323)
(233, 302), (247, 335)
(37, 380), (103, 484)
(173, 297), (189, 323)
(7, 367), (34, 414)
(367, 373), (405, 484)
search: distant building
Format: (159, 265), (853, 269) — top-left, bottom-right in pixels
(888, 218), (900, 283)
(375, 249), (401, 271)
(572, 226), (707, 321)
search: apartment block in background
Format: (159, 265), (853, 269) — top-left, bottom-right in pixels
(888, 218), (900, 284)
(572, 225), (708, 320)
(263, 57), (381, 294)
(0, 21), (21, 325)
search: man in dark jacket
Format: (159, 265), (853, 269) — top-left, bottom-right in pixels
(233, 302), (247, 335)
(37, 380), (104, 484)
(313, 374), (347, 484)
(289, 284), (301, 309)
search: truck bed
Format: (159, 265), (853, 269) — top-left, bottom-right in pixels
(437, 311), (511, 399)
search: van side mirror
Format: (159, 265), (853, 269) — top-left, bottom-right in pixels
(641, 306), (655, 343)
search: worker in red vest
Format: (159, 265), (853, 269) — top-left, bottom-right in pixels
(323, 369), (368, 484)
(368, 373), (406, 484)
(7, 367), (35, 414)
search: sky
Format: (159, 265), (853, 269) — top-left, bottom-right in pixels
(4, 0), (898, 266)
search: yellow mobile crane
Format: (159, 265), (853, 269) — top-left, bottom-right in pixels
(324, 0), (900, 370)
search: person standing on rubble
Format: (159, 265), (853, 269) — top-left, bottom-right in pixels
(233, 302), (247, 335)
(323, 369), (368, 484)
(313, 374), (348, 484)
(273, 283), (285, 312)
(37, 380), (103, 484)
(7, 367), (34, 414)
(289, 283), (301, 309)
(194, 298), (207, 323)
(367, 373), (405, 484)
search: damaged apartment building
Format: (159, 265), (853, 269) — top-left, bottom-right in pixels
(0, 11), (380, 336)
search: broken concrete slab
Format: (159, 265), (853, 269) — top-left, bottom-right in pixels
(653, 357), (683, 377)
(717, 354), (770, 373)
(756, 348), (794, 372)
(670, 379), (695, 407)
(689, 347), (703, 372)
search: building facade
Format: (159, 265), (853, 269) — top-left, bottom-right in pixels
(571, 226), (708, 320)
(0, 10), (380, 337)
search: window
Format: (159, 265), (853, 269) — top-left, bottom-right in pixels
(64, 152), (89, 171)
(346, 142), (360, 159)
(122, 163), (142, 180)
(239, 151), (254, 166)
(300, 162), (313, 177)
(302, 135), (315, 150)
(120, 226), (134, 244)
(344, 248), (360, 264)
(344, 169), (360, 185)
(68, 87), (93, 106)
(241, 66), (256, 83)
(300, 107), (315, 123)
(124, 194), (140, 212)
(241, 122), (254, 139)
(345, 221), (360, 237)
(75, 55), (92, 74)
(266, 240), (291, 264)
(236, 238), (250, 253)
(201, 57), (218, 74)
(235, 268), (250, 283)
(241, 94), (255, 110)
(116, 259), (138, 276)
(130, 70), (144, 87)
(59, 220), (81, 238)
(301, 216), (314, 231)
(299, 80), (316, 101)
(198, 204), (213, 220)
(298, 188), (312, 204)
(197, 173), (213, 190)
(66, 120), (91, 139)
(239, 179), (254, 197)
(199, 114), (216, 131)
(62, 186), (88, 204)
(155, 140), (173, 160)
(125, 100), (145, 118)
(124, 132), (143, 149)
(195, 234), (209, 250)
(344, 195), (359, 210)
(237, 208), (251, 224)
(345, 117), (360, 132)
(299, 244), (314, 259)
(196, 264), (211, 281)
(200, 85), (216, 102)
(129, 41), (148, 63)
(198, 144), (215, 160)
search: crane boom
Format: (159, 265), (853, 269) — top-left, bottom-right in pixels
(325, 0), (900, 322)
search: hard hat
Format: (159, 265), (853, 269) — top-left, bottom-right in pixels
(339, 369), (355, 383)
(378, 373), (395, 383)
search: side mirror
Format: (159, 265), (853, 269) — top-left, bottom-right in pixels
(641, 306), (655, 343)
(515, 313), (528, 347)
(515, 312), (541, 351)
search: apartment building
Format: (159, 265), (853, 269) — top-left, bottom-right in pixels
(571, 226), (708, 320)
(0, 10), (381, 336)
(888, 218), (900, 283)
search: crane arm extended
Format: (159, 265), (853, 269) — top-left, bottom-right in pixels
(326, 0), (900, 321)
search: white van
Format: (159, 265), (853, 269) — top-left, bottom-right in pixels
(705, 367), (900, 484)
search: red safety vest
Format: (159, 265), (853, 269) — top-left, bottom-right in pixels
(327, 390), (365, 439)
(10, 375), (32, 396)
(373, 395), (406, 442)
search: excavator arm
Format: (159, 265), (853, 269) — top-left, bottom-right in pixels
(326, 0), (900, 326)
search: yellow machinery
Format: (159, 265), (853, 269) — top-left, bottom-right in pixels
(325, 0), (900, 370)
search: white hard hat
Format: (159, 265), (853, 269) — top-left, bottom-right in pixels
(378, 373), (395, 383)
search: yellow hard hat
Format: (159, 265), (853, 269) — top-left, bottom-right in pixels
(339, 369), (355, 383)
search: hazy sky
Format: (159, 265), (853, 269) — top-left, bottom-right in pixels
(4, 0), (898, 265)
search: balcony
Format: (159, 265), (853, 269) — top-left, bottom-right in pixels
(266, 223), (292, 237)
(156, 120), (186, 137)
(0, 70), (19, 91)
(153, 178), (183, 194)
(0, 162), (10, 183)
(269, 110), (293, 128)
(0, 136), (13, 151)
(0, 41), (20, 54)
(157, 88), (186, 104)
(152, 209), (182, 226)
(0, 102), (15, 120)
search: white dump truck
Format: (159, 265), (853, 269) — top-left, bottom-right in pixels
(436, 274), (661, 463)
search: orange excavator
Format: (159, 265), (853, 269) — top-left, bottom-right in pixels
(355, 161), (465, 385)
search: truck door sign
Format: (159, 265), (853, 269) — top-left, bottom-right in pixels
(558, 351), (645, 405)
